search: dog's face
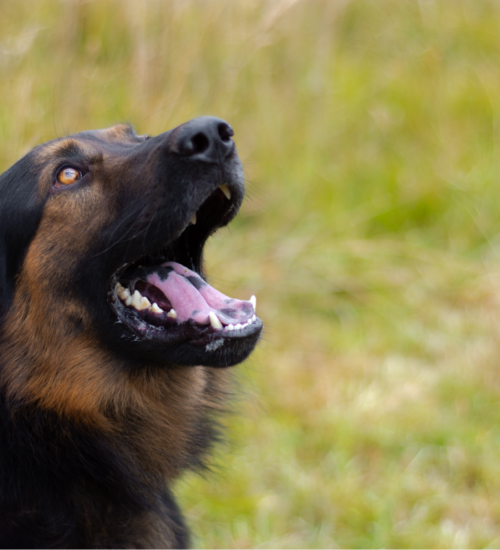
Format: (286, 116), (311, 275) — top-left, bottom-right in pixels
(0, 117), (262, 369)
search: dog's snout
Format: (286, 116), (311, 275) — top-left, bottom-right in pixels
(172, 116), (235, 162)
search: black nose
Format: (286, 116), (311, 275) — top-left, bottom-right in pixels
(173, 116), (235, 162)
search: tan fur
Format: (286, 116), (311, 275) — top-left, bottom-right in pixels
(2, 128), (230, 481)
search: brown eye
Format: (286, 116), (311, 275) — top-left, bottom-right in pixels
(56, 167), (81, 186)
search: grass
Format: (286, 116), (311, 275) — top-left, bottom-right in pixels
(2, 0), (500, 546)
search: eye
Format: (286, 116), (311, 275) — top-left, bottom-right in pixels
(55, 166), (82, 187)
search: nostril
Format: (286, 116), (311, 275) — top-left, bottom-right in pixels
(190, 132), (210, 154)
(172, 117), (235, 161)
(218, 123), (234, 142)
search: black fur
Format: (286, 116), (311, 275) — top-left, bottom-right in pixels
(0, 119), (261, 548)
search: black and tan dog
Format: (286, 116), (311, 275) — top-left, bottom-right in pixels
(0, 117), (262, 548)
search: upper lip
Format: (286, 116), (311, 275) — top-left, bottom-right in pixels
(112, 182), (240, 283)
(185, 182), (238, 239)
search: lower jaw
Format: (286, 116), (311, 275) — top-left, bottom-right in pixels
(162, 327), (263, 368)
(110, 308), (263, 368)
(112, 299), (263, 348)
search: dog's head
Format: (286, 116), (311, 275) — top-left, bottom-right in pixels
(0, 117), (262, 369)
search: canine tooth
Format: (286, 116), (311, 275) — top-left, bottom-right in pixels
(249, 295), (256, 310)
(131, 290), (143, 309)
(209, 312), (223, 330)
(167, 309), (177, 319)
(150, 303), (163, 314)
(190, 212), (197, 225)
(219, 184), (231, 200)
(125, 295), (133, 306)
(139, 296), (151, 310)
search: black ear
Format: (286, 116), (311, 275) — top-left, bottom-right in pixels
(0, 154), (47, 320)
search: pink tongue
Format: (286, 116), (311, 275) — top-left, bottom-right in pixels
(146, 262), (254, 325)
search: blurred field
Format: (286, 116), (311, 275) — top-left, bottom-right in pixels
(2, 0), (500, 547)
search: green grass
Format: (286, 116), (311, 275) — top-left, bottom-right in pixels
(2, 0), (500, 546)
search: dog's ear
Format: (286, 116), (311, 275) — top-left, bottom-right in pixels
(0, 157), (46, 319)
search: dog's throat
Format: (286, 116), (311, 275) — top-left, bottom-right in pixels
(117, 261), (257, 333)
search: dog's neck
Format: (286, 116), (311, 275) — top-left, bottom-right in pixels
(0, 278), (228, 481)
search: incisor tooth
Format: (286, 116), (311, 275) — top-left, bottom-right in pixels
(150, 303), (163, 314)
(125, 295), (133, 306)
(167, 309), (177, 319)
(190, 212), (197, 225)
(219, 184), (231, 200)
(249, 295), (256, 310)
(209, 311), (223, 330)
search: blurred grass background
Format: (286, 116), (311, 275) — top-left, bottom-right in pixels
(2, 0), (500, 547)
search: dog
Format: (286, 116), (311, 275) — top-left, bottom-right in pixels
(0, 116), (262, 548)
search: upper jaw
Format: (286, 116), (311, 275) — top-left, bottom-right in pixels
(112, 165), (244, 278)
(181, 179), (244, 260)
(107, 180), (237, 288)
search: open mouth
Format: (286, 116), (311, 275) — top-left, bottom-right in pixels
(108, 184), (262, 350)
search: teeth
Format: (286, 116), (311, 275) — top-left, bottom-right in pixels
(121, 283), (257, 333)
(224, 315), (258, 331)
(130, 290), (142, 309)
(116, 283), (131, 301)
(209, 311), (223, 330)
(153, 304), (163, 313)
(190, 212), (197, 225)
(219, 184), (231, 200)
(150, 303), (163, 314)
(130, 290), (150, 310)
